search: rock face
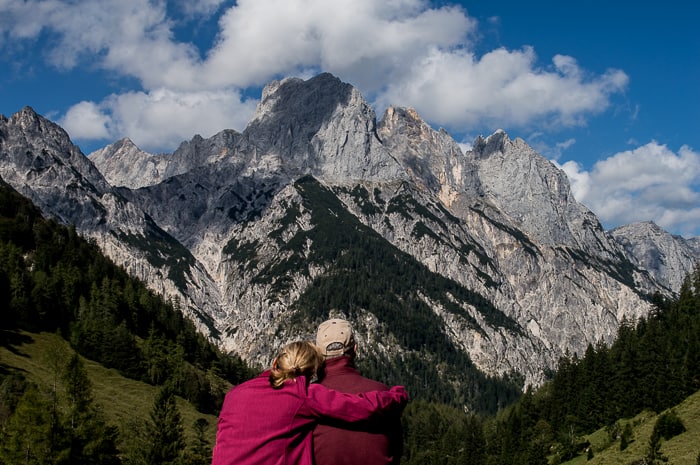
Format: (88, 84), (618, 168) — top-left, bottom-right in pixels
(1, 73), (698, 398)
(610, 221), (700, 293)
(89, 130), (244, 189)
(0, 107), (226, 335)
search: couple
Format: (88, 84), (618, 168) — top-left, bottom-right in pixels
(211, 318), (407, 465)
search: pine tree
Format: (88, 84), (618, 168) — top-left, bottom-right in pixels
(146, 384), (185, 465)
(62, 353), (120, 465)
(181, 418), (212, 465)
(0, 385), (55, 465)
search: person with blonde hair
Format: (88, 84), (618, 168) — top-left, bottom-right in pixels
(211, 340), (408, 465)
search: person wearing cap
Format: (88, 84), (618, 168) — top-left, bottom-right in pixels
(212, 340), (408, 465)
(313, 319), (405, 465)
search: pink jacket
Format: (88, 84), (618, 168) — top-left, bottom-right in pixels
(211, 370), (408, 465)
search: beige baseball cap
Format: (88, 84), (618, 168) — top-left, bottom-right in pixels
(316, 319), (355, 357)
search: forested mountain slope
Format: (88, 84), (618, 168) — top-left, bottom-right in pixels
(0, 178), (255, 463)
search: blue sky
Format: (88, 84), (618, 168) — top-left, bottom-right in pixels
(1, 1), (698, 237)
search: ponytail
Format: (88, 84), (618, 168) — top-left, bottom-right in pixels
(269, 341), (323, 389)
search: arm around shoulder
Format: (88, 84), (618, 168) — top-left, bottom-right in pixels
(306, 384), (409, 423)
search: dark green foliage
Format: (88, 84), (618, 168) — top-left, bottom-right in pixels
(411, 220), (442, 241)
(0, 372), (29, 425)
(0, 181), (254, 414)
(116, 215), (196, 293)
(0, 354), (120, 465)
(392, 263), (700, 465)
(387, 193), (448, 232)
(646, 430), (666, 464)
(181, 418), (213, 465)
(222, 237), (260, 271)
(386, 193), (415, 221)
(0, 384), (56, 465)
(61, 354), (121, 465)
(469, 206), (539, 257)
(401, 400), (486, 465)
(341, 184), (382, 216)
(146, 385), (185, 465)
(652, 409), (685, 441)
(546, 266), (700, 436)
(620, 422), (633, 450)
(484, 263), (700, 463)
(268, 200), (302, 243)
(558, 246), (642, 295)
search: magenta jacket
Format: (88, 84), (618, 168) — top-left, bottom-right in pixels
(211, 370), (408, 465)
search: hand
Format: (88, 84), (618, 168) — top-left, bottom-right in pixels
(390, 386), (408, 403)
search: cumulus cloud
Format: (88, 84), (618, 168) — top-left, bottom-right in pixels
(0, 0), (633, 153)
(558, 143), (700, 237)
(0, 0), (201, 88)
(59, 101), (111, 140)
(61, 88), (258, 152)
(203, 0), (474, 90)
(375, 47), (628, 132)
(174, 0), (227, 18)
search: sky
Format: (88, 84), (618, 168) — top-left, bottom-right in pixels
(0, 1), (698, 238)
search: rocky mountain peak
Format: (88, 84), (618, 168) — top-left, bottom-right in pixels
(5, 106), (76, 153)
(10, 106), (48, 130)
(0, 106), (113, 230)
(88, 138), (156, 189)
(90, 136), (147, 160)
(610, 221), (699, 293)
(247, 73), (355, 136)
(472, 129), (509, 159)
(466, 128), (611, 250)
(242, 72), (404, 183)
(378, 105), (482, 201)
(1, 106), (101, 182)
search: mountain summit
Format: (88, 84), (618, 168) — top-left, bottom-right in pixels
(1, 75), (697, 406)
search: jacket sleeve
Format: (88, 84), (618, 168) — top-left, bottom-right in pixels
(304, 384), (408, 423)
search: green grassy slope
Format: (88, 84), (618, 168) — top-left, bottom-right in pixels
(563, 389), (700, 465)
(0, 331), (221, 447)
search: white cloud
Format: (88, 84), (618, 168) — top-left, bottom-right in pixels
(62, 89), (258, 153)
(0, 0), (201, 88)
(1, 0), (631, 157)
(558, 142), (700, 237)
(374, 47), (628, 132)
(59, 101), (111, 139)
(173, 0), (227, 18)
(203, 0), (474, 90)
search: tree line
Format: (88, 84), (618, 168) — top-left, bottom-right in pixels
(399, 265), (700, 465)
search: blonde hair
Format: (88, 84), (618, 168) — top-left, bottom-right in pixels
(269, 341), (323, 389)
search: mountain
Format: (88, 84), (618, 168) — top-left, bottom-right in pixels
(1, 73), (698, 403)
(0, 107), (225, 337)
(610, 221), (700, 294)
